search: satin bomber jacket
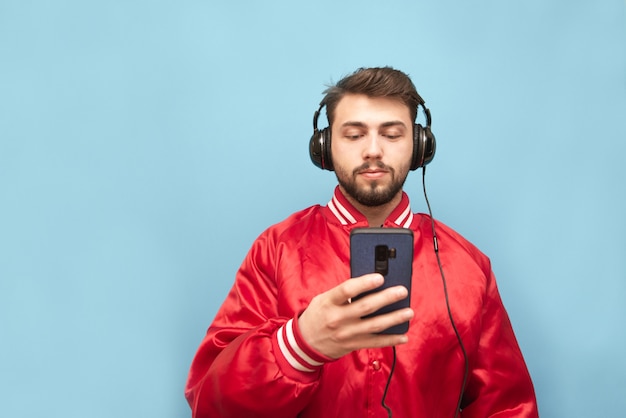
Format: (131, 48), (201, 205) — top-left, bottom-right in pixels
(185, 187), (538, 418)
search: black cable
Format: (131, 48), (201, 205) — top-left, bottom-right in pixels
(422, 167), (470, 418)
(381, 345), (397, 418)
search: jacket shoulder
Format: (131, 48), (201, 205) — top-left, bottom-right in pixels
(414, 213), (491, 266)
(257, 205), (325, 242)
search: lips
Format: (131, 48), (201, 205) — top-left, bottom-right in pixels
(360, 169), (387, 174)
(358, 168), (389, 179)
(353, 161), (392, 179)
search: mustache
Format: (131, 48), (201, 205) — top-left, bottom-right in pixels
(353, 161), (393, 175)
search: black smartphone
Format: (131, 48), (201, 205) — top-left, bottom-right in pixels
(350, 227), (414, 334)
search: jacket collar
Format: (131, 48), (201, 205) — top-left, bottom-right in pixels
(326, 186), (414, 228)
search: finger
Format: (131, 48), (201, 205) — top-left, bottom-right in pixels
(358, 307), (414, 335)
(328, 273), (384, 305)
(336, 308), (415, 351)
(350, 285), (409, 317)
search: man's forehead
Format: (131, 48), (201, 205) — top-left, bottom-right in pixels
(334, 94), (412, 125)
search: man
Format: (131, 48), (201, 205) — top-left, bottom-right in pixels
(185, 67), (538, 417)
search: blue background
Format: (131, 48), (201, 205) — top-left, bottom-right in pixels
(1, 1), (625, 417)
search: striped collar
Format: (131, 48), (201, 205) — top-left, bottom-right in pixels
(326, 186), (415, 228)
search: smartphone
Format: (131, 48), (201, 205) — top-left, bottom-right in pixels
(350, 227), (414, 334)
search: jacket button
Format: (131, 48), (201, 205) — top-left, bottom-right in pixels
(371, 360), (381, 371)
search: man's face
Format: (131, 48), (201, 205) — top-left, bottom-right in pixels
(331, 94), (413, 207)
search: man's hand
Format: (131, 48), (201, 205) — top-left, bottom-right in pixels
(297, 273), (414, 359)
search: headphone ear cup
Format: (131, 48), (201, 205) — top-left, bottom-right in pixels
(309, 128), (334, 171)
(411, 124), (436, 170)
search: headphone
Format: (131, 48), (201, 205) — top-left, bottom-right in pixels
(309, 98), (436, 171)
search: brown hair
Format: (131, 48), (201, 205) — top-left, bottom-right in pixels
(322, 67), (424, 127)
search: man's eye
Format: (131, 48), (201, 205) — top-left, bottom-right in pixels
(345, 133), (362, 140)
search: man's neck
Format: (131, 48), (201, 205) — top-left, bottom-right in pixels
(339, 186), (403, 227)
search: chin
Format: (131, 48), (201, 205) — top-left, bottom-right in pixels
(354, 187), (398, 207)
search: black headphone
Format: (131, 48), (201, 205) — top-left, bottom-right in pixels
(309, 99), (436, 171)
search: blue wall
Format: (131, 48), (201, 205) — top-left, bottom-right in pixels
(1, 1), (624, 417)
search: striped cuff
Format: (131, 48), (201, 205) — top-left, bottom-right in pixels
(276, 317), (331, 373)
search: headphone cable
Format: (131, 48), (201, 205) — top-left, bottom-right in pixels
(422, 167), (470, 418)
(381, 345), (397, 418)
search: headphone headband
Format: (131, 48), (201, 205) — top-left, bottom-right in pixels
(312, 103), (324, 132)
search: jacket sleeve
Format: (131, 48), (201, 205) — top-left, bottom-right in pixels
(461, 268), (539, 417)
(184, 231), (332, 418)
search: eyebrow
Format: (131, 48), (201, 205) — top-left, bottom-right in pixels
(340, 121), (408, 129)
(380, 121), (408, 129)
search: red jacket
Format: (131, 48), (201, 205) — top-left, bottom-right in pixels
(185, 187), (538, 417)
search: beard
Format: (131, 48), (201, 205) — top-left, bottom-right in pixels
(335, 160), (409, 207)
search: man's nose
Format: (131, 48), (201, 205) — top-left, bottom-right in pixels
(363, 135), (383, 160)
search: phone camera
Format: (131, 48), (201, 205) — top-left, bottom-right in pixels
(375, 245), (389, 276)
